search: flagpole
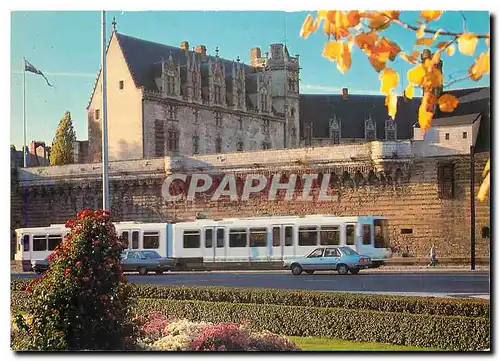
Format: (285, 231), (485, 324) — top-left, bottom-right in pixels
(22, 57), (27, 168)
(101, 10), (110, 210)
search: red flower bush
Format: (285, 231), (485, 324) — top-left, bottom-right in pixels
(19, 209), (139, 350)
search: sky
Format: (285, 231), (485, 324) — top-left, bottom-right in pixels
(10, 10), (490, 150)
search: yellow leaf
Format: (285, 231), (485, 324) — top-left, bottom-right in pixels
(482, 159), (490, 178)
(322, 41), (343, 60)
(347, 11), (360, 27)
(446, 44), (456, 56)
(433, 29), (443, 40)
(382, 10), (401, 20)
(405, 84), (414, 99)
(415, 37), (435, 46)
(419, 96), (434, 134)
(419, 11), (443, 22)
(355, 32), (378, 51)
(400, 51), (420, 64)
(385, 93), (398, 119)
(408, 65), (425, 85)
(369, 54), (386, 72)
(458, 33), (478, 56)
(300, 14), (319, 39)
(477, 172), (490, 201)
(438, 94), (459, 113)
(337, 43), (352, 73)
(323, 12), (350, 40)
(485, 37), (490, 47)
(368, 12), (391, 30)
(380, 68), (399, 95)
(317, 10), (329, 19)
(417, 24), (426, 39)
(469, 52), (490, 81)
(436, 41), (448, 49)
(379, 37), (401, 61)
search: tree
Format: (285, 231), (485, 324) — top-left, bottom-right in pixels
(49, 110), (77, 165)
(300, 10), (490, 200)
(18, 210), (138, 350)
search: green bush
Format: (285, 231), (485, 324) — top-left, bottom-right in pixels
(128, 284), (489, 318)
(15, 209), (139, 351)
(11, 280), (489, 318)
(134, 298), (490, 351)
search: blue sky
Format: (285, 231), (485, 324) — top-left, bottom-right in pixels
(10, 10), (490, 149)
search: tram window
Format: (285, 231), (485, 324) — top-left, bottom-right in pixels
(229, 228), (247, 248)
(363, 225), (371, 245)
(272, 227), (281, 247)
(132, 231), (139, 249)
(320, 226), (340, 246)
(346, 225), (355, 245)
(374, 219), (390, 248)
(121, 231), (129, 248)
(205, 229), (213, 248)
(144, 231), (160, 249)
(285, 226), (293, 246)
(23, 235), (30, 251)
(48, 235), (63, 251)
(250, 228), (267, 247)
(216, 229), (225, 248)
(33, 235), (47, 251)
(183, 230), (200, 248)
(298, 226), (318, 246)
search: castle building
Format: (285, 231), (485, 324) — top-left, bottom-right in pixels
(87, 30), (301, 162)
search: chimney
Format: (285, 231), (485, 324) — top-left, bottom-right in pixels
(342, 88), (348, 100)
(250, 47), (261, 67)
(195, 45), (207, 56)
(180, 41), (189, 51)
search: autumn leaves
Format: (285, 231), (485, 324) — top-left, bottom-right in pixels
(300, 10), (490, 135)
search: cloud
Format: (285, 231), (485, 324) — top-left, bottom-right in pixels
(300, 83), (383, 96)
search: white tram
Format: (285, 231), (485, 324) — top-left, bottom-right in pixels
(14, 215), (392, 271)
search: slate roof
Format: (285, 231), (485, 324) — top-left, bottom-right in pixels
(299, 93), (422, 140)
(430, 113), (482, 126)
(115, 32), (256, 93)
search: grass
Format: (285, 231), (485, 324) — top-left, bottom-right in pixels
(289, 336), (443, 351)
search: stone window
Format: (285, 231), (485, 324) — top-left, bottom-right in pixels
(154, 120), (165, 157)
(260, 92), (268, 112)
(329, 116), (341, 144)
(291, 126), (296, 137)
(365, 117), (376, 141)
(262, 119), (270, 133)
(95, 109), (100, 120)
(445, 133), (450, 140)
(463, 131), (468, 139)
(193, 135), (199, 154)
(238, 116), (243, 130)
(215, 137), (222, 153)
(193, 109), (199, 124)
(290, 107), (295, 117)
(215, 112), (223, 127)
(237, 139), (244, 152)
(438, 163), (455, 199)
(167, 75), (175, 95)
(214, 85), (222, 104)
(119, 80), (124, 90)
(167, 105), (176, 120)
(262, 141), (271, 150)
(385, 119), (397, 141)
(167, 129), (179, 152)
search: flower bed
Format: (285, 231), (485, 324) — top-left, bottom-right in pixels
(136, 312), (299, 351)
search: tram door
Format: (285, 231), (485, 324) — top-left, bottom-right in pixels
(344, 223), (357, 252)
(204, 227), (226, 263)
(357, 222), (373, 255)
(120, 229), (141, 251)
(271, 225), (294, 263)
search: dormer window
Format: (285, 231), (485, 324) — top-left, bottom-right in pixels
(463, 132), (468, 139)
(167, 75), (175, 95)
(329, 116), (341, 144)
(260, 92), (268, 112)
(214, 85), (222, 105)
(385, 119), (397, 141)
(365, 117), (376, 141)
(119, 80), (124, 90)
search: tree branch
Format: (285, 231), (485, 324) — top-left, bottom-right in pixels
(443, 74), (473, 88)
(380, 13), (490, 39)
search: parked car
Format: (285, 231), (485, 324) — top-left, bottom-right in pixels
(31, 257), (50, 274)
(120, 250), (174, 275)
(283, 246), (372, 275)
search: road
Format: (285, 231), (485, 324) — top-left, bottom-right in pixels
(12, 270), (490, 299)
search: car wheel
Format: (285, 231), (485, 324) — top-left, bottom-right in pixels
(350, 268), (360, 275)
(138, 267), (148, 275)
(337, 264), (349, 275)
(291, 264), (303, 275)
(155, 270), (164, 275)
(305, 270), (315, 275)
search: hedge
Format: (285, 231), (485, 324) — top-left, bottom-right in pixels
(10, 280), (489, 318)
(135, 298), (490, 351)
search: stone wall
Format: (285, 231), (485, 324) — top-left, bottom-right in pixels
(11, 142), (490, 259)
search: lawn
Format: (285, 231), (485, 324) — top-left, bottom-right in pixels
(289, 336), (443, 351)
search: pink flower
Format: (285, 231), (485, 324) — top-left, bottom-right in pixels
(83, 276), (90, 282)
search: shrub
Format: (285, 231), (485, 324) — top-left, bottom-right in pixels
(16, 209), (138, 350)
(135, 298), (490, 351)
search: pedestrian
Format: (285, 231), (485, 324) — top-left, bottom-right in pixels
(428, 244), (437, 267)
